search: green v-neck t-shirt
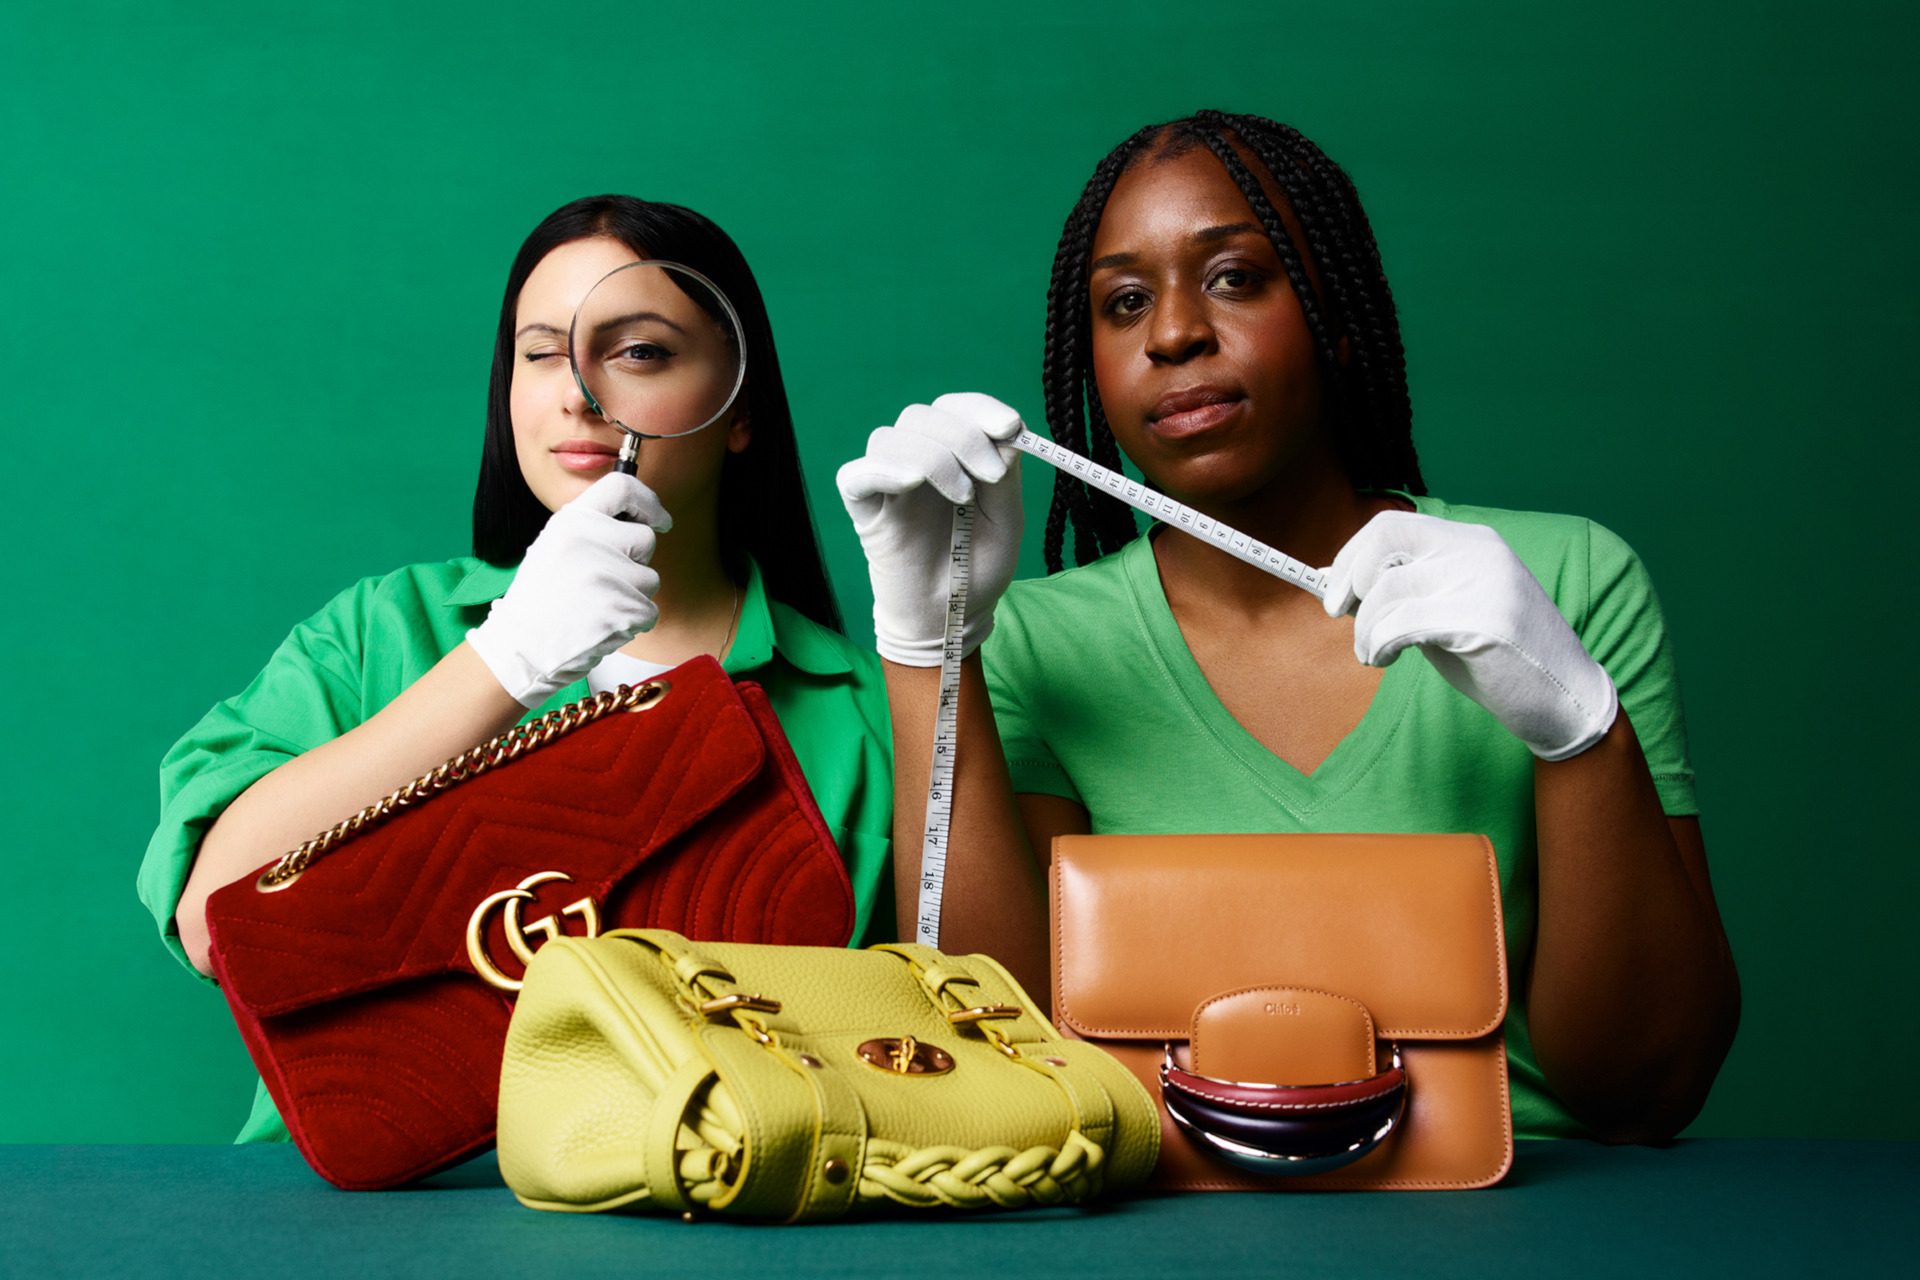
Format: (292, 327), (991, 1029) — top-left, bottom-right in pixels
(138, 556), (894, 1143)
(981, 496), (1697, 1140)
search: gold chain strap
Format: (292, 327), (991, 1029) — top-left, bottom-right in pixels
(255, 679), (669, 892)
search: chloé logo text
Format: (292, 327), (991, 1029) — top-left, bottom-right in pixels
(1264, 1001), (1301, 1016)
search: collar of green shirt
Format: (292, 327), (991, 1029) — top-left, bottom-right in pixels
(441, 556), (852, 679)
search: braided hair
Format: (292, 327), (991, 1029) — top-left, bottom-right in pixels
(1040, 111), (1424, 573)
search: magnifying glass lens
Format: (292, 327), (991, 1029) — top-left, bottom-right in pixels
(569, 261), (745, 442)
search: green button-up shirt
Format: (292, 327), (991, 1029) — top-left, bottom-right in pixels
(138, 556), (894, 1142)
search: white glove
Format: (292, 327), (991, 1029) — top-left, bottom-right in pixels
(1322, 511), (1618, 761)
(835, 392), (1025, 666)
(466, 472), (672, 707)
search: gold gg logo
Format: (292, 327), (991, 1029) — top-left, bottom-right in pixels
(464, 871), (601, 992)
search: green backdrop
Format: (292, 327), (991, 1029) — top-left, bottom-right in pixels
(3, 0), (1912, 1142)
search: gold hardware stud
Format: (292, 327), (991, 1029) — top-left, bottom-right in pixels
(798, 1053), (823, 1069)
(1044, 1056), (1068, 1067)
(627, 679), (671, 711)
(823, 1159), (849, 1185)
(681, 1211), (696, 1224)
(255, 864), (302, 892)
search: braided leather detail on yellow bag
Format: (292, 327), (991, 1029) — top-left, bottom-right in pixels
(858, 1131), (1106, 1209)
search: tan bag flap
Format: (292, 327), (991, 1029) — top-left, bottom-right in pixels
(1051, 834), (1507, 1042)
(1190, 986), (1376, 1085)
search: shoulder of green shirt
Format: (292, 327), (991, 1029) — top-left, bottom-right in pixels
(1402, 495), (1695, 814)
(1410, 493), (1600, 568)
(996, 537), (1139, 618)
(1407, 497), (1668, 647)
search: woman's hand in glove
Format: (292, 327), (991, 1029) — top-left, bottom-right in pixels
(465, 472), (673, 707)
(1322, 511), (1618, 761)
(836, 392), (1025, 666)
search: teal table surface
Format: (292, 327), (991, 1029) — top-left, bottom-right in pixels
(3, 1139), (1912, 1278)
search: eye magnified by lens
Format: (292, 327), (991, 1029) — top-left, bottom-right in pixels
(569, 260), (747, 474)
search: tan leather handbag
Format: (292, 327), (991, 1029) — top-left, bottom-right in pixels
(1050, 833), (1513, 1191)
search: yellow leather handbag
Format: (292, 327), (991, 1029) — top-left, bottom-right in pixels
(497, 930), (1159, 1220)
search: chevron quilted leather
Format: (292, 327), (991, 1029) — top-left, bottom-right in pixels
(204, 656), (856, 1191)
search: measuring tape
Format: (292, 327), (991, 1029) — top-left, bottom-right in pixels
(913, 429), (1329, 945)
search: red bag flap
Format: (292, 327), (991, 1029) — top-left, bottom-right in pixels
(1051, 833), (1507, 1043)
(206, 657), (765, 1016)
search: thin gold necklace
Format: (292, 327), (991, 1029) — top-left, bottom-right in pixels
(716, 585), (741, 662)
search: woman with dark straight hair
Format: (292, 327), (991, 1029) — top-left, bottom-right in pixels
(471, 197), (842, 630)
(840, 113), (1739, 1147)
(140, 196), (894, 1144)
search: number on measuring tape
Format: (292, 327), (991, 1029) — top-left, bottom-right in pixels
(914, 503), (971, 946)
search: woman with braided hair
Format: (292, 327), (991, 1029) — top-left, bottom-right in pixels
(837, 112), (1739, 1144)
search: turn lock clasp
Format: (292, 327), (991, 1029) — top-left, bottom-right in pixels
(856, 1036), (955, 1076)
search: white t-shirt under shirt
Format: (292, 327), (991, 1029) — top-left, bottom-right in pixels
(587, 649), (676, 696)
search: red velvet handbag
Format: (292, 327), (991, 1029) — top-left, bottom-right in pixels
(204, 655), (856, 1190)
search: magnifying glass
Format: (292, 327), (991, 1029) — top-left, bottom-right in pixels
(568, 260), (748, 474)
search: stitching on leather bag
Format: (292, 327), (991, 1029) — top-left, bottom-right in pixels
(1288, 1037), (1513, 1191)
(280, 1039), (490, 1105)
(724, 808), (806, 938)
(677, 698), (771, 937)
(760, 814), (826, 938)
(695, 802), (796, 940)
(1167, 1077), (1400, 1112)
(1051, 878), (1188, 1038)
(1488, 1033), (1514, 1182)
(1451, 835), (1509, 1040)
(280, 1052), (474, 1110)
(1342, 838), (1507, 1041)
(686, 808), (736, 938)
(1054, 838), (1508, 1041)
(287, 1069), (468, 1136)
(290, 1088), (443, 1150)
(280, 999), (505, 1083)
(630, 685), (752, 876)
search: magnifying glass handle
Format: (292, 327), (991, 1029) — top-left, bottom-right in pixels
(616, 432), (640, 477)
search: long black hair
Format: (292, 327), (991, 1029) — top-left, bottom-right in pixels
(473, 195), (843, 632)
(1041, 111), (1425, 573)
